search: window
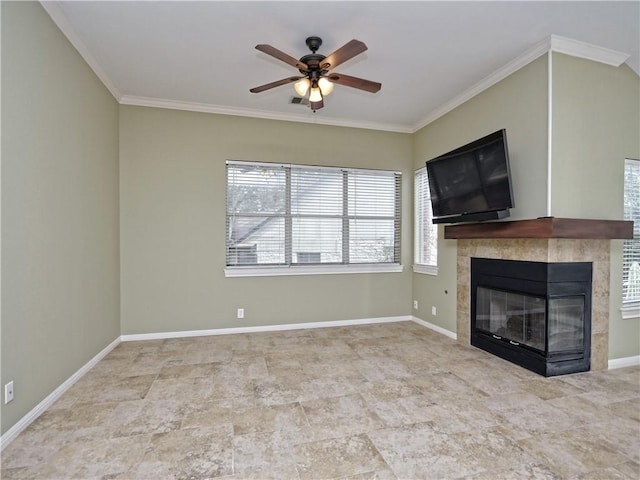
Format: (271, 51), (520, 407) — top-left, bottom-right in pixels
(414, 167), (438, 274)
(623, 158), (640, 311)
(226, 161), (401, 276)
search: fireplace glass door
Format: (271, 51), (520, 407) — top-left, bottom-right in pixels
(471, 258), (592, 376)
(548, 296), (584, 353)
(476, 287), (546, 351)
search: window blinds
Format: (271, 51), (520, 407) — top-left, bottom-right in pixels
(414, 167), (438, 266)
(226, 161), (401, 267)
(623, 159), (640, 304)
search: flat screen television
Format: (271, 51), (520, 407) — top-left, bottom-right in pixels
(426, 129), (514, 224)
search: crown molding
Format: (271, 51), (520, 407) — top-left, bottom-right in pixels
(550, 34), (630, 68)
(119, 95), (414, 133)
(37, 3), (630, 135)
(411, 35), (631, 133)
(39, 1), (122, 101)
(40, 0), (410, 132)
(411, 36), (552, 133)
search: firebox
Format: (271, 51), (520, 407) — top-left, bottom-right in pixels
(471, 258), (592, 377)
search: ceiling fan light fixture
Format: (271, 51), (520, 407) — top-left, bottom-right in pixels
(309, 86), (323, 103)
(294, 78), (310, 96)
(251, 37), (381, 112)
(318, 77), (334, 96)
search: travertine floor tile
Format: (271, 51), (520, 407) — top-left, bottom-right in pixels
(608, 397), (640, 422)
(0, 466), (37, 480)
(369, 394), (437, 427)
(302, 374), (363, 401)
(579, 417), (640, 463)
(547, 392), (621, 425)
(341, 467), (398, 479)
(88, 373), (157, 402)
(39, 434), (150, 479)
(558, 370), (640, 403)
(254, 376), (309, 406)
(180, 399), (232, 430)
(610, 460), (640, 479)
(481, 391), (542, 412)
(357, 377), (423, 403)
(411, 397), (499, 434)
(407, 370), (487, 401)
(131, 425), (233, 479)
(461, 462), (561, 479)
(233, 431), (300, 479)
(0, 428), (69, 471)
(157, 361), (218, 379)
(453, 429), (540, 474)
(109, 398), (186, 437)
(449, 359), (527, 396)
(577, 465), (636, 479)
(517, 427), (631, 477)
(1, 322), (638, 480)
(352, 356), (414, 381)
(495, 400), (584, 439)
(368, 422), (479, 479)
(517, 376), (586, 400)
(301, 394), (384, 441)
(233, 402), (308, 436)
(294, 434), (388, 480)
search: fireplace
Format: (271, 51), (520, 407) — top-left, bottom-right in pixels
(471, 258), (592, 376)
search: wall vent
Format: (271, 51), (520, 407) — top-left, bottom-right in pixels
(290, 96), (309, 105)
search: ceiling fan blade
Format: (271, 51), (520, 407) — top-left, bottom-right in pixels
(309, 98), (324, 111)
(255, 44), (308, 72)
(249, 76), (302, 93)
(320, 39), (367, 71)
(327, 73), (381, 93)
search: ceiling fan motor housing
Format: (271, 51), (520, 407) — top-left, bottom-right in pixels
(305, 36), (322, 53)
(299, 37), (327, 76)
(299, 55), (325, 76)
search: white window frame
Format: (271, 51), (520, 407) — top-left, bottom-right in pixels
(413, 167), (438, 275)
(225, 160), (403, 277)
(622, 158), (640, 319)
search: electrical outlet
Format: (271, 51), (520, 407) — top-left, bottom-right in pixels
(413, 300), (418, 310)
(431, 306), (437, 316)
(4, 381), (14, 404)
(237, 308), (245, 319)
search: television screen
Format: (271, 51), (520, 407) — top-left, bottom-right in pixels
(426, 129), (514, 223)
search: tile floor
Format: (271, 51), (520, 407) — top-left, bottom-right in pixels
(1, 321), (639, 479)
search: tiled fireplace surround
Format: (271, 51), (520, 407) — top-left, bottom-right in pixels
(448, 218), (633, 372)
(455, 238), (611, 370)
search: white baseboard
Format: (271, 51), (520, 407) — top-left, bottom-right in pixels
(121, 315), (414, 342)
(608, 355), (640, 370)
(0, 336), (121, 451)
(412, 316), (457, 340)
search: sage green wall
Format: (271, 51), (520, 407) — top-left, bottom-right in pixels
(411, 56), (549, 333)
(119, 106), (413, 334)
(3, 2), (637, 443)
(1, 2), (120, 435)
(551, 53), (640, 357)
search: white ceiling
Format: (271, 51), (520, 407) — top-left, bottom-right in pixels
(44, 1), (639, 133)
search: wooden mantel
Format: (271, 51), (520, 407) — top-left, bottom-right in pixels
(445, 217), (633, 240)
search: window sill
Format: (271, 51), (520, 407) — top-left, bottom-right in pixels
(225, 263), (404, 278)
(621, 302), (640, 320)
(413, 264), (438, 276)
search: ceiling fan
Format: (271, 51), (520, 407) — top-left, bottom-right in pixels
(249, 36), (381, 111)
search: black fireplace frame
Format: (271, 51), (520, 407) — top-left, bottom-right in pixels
(471, 258), (592, 377)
